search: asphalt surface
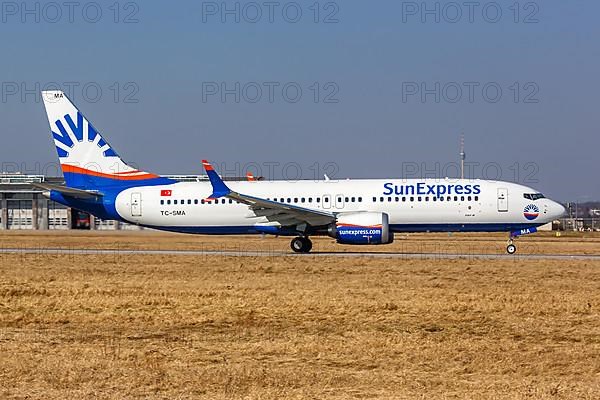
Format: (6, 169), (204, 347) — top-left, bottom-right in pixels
(1, 247), (599, 260)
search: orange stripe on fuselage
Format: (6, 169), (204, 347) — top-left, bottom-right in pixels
(61, 165), (159, 180)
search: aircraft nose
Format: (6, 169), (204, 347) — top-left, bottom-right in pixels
(552, 201), (567, 219)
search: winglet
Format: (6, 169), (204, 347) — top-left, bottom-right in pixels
(202, 160), (231, 200)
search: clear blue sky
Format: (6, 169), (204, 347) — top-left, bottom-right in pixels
(1, 0), (598, 201)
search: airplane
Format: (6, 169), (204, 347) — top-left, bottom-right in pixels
(38, 90), (566, 254)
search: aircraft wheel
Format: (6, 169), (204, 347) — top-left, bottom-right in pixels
(291, 237), (312, 253)
(506, 244), (517, 254)
(304, 238), (313, 253)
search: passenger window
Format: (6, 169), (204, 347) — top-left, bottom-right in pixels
(418, 196), (422, 202)
(402, 197), (406, 202)
(167, 200), (171, 205)
(201, 200), (205, 204)
(461, 196), (465, 201)
(454, 196), (458, 201)
(358, 197), (363, 202)
(174, 200), (178, 205)
(317, 198), (321, 203)
(410, 197), (414, 202)
(474, 196), (479, 201)
(308, 198), (313, 203)
(440, 197), (444, 202)
(425, 197), (429, 202)
(187, 199), (191, 205)
(395, 197), (399, 202)
(229, 199), (233, 204)
(160, 200), (164, 205)
(351, 197), (355, 202)
(380, 197), (384, 202)
(468, 196), (472, 201)
(287, 198), (291, 203)
(301, 198), (306, 203)
(447, 196), (451, 201)
(373, 197), (377, 202)
(194, 199), (199, 205)
(433, 197), (437, 202)
(294, 198), (299, 203)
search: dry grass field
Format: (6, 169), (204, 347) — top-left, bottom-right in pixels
(1, 229), (599, 255)
(1, 231), (599, 399)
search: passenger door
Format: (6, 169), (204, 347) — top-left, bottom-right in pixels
(497, 188), (508, 212)
(131, 192), (142, 217)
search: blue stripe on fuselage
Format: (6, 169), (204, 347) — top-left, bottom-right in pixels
(144, 225), (300, 236)
(389, 223), (543, 233)
(141, 223), (543, 236)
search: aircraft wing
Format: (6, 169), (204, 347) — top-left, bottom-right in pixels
(202, 160), (335, 227)
(32, 183), (103, 200)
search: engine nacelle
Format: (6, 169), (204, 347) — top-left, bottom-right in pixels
(328, 212), (394, 245)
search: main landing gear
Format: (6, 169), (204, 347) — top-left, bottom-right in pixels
(291, 236), (313, 253)
(506, 236), (517, 254)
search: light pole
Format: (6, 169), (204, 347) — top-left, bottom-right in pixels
(460, 133), (465, 180)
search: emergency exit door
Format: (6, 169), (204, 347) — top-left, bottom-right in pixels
(131, 193), (142, 217)
(497, 188), (508, 212)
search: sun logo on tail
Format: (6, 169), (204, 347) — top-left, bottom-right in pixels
(52, 112), (117, 158)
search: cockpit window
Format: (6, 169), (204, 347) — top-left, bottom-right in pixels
(523, 193), (545, 200)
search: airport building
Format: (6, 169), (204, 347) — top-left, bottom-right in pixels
(0, 173), (213, 230)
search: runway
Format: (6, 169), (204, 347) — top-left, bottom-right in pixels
(1, 247), (599, 261)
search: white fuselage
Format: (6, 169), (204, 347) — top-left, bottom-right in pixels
(114, 179), (565, 234)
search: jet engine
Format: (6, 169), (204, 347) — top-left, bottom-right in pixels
(328, 212), (393, 245)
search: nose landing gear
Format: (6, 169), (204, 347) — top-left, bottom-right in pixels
(291, 236), (313, 253)
(506, 236), (517, 254)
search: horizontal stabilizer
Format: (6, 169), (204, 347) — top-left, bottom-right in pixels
(32, 183), (103, 200)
